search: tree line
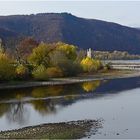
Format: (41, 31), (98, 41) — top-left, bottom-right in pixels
(0, 38), (106, 81)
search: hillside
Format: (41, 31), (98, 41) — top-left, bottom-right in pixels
(0, 28), (18, 38)
(0, 13), (140, 54)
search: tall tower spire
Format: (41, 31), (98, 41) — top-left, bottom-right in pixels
(87, 48), (92, 58)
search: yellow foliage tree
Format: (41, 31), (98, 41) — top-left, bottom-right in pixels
(15, 64), (29, 79)
(28, 43), (51, 67)
(81, 57), (102, 73)
(56, 42), (77, 60)
(32, 65), (48, 81)
(0, 53), (15, 80)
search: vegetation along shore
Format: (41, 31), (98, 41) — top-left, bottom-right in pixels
(0, 39), (106, 82)
(0, 70), (139, 89)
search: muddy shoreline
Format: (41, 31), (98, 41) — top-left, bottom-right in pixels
(0, 70), (140, 90)
(0, 120), (102, 139)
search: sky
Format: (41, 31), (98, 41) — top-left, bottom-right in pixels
(0, 1), (140, 27)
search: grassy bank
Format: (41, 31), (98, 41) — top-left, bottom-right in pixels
(0, 70), (139, 90)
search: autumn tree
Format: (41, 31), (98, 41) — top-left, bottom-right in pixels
(15, 64), (29, 79)
(32, 64), (48, 80)
(0, 38), (5, 53)
(0, 52), (15, 81)
(81, 57), (102, 73)
(28, 43), (53, 67)
(49, 49), (82, 76)
(46, 67), (63, 78)
(16, 37), (39, 64)
(75, 49), (86, 63)
(56, 42), (77, 60)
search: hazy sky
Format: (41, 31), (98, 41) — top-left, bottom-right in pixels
(0, 1), (140, 27)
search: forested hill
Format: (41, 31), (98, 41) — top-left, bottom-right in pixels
(0, 28), (18, 38)
(0, 13), (140, 54)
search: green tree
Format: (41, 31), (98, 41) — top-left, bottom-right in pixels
(49, 49), (82, 76)
(57, 59), (82, 76)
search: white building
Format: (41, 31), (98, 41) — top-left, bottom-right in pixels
(87, 48), (92, 58)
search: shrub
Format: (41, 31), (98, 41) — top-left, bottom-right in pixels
(95, 60), (103, 70)
(0, 53), (15, 81)
(104, 63), (111, 70)
(81, 57), (102, 73)
(32, 65), (48, 81)
(70, 62), (83, 76)
(15, 64), (29, 79)
(46, 67), (63, 78)
(58, 59), (82, 76)
(49, 50), (82, 76)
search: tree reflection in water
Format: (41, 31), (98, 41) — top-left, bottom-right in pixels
(31, 86), (63, 98)
(6, 102), (29, 125)
(0, 77), (140, 128)
(30, 99), (57, 115)
(82, 81), (101, 92)
(0, 80), (103, 125)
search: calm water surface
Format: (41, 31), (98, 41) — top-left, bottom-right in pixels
(0, 77), (140, 138)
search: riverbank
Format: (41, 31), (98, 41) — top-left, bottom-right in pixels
(0, 120), (102, 139)
(0, 70), (140, 89)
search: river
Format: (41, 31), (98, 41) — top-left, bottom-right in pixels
(0, 76), (140, 138)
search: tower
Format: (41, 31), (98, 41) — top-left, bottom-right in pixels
(87, 48), (92, 58)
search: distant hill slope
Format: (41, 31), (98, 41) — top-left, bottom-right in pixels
(0, 13), (140, 54)
(0, 27), (18, 39)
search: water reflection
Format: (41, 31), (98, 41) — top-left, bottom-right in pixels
(6, 102), (29, 125)
(0, 102), (29, 125)
(82, 81), (101, 92)
(0, 80), (101, 126)
(31, 100), (57, 115)
(0, 77), (140, 130)
(31, 86), (64, 98)
(0, 103), (9, 117)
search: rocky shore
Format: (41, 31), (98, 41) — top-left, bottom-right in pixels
(0, 120), (102, 139)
